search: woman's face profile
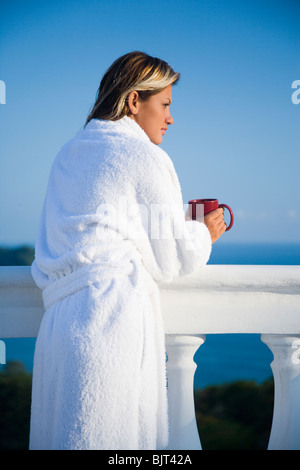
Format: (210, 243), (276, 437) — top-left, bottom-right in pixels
(128, 85), (174, 145)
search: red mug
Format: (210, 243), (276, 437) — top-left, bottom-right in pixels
(188, 198), (234, 231)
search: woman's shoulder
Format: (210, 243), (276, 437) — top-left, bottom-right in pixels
(81, 118), (167, 162)
(53, 118), (173, 183)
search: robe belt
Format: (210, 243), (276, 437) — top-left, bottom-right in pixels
(42, 259), (156, 311)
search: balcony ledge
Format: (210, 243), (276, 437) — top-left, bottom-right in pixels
(1, 264), (299, 337)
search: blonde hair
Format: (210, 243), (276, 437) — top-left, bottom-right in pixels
(85, 51), (180, 125)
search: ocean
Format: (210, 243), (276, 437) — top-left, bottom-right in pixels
(1, 242), (300, 389)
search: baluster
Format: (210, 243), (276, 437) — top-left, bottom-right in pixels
(165, 334), (205, 450)
(261, 334), (300, 450)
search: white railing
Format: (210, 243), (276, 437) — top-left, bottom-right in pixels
(1, 265), (300, 450)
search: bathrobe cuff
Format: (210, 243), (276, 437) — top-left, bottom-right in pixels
(185, 220), (212, 267)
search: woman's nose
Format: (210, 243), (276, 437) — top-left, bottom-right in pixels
(166, 112), (174, 126)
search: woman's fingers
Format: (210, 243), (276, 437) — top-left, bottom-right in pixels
(204, 208), (226, 243)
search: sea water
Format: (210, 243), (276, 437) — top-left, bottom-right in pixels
(1, 242), (300, 389)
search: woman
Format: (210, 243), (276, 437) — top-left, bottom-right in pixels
(29, 51), (226, 450)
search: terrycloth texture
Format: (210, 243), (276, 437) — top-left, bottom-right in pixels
(30, 116), (212, 450)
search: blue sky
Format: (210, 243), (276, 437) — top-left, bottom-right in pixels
(0, 0), (299, 245)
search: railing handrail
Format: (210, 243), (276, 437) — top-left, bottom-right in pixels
(0, 265), (300, 338)
(159, 264), (300, 335)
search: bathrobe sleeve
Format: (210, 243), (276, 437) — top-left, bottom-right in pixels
(126, 139), (212, 282)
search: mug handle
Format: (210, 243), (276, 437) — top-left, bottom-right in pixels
(218, 204), (234, 231)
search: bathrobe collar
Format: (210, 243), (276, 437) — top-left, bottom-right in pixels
(85, 116), (151, 143)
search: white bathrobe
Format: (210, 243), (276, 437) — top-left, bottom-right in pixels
(29, 116), (212, 450)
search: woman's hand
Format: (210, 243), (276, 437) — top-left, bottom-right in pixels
(204, 208), (227, 244)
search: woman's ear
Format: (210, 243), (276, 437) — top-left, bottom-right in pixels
(127, 91), (139, 115)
